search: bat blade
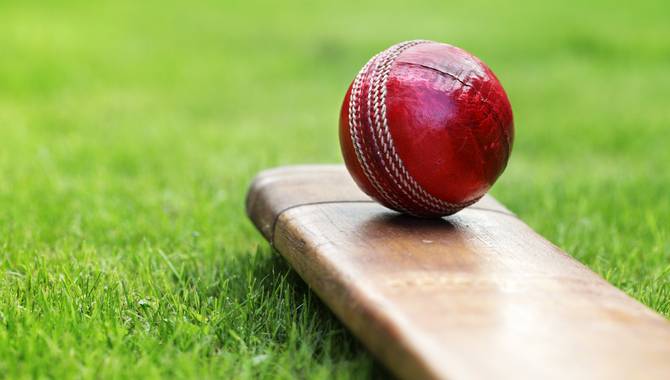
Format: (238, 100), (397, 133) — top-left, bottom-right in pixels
(246, 165), (670, 380)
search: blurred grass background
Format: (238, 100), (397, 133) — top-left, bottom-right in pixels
(0, 0), (669, 378)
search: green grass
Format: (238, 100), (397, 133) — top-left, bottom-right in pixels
(0, 0), (669, 378)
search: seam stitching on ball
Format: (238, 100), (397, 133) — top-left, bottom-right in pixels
(348, 51), (407, 212)
(365, 50), (417, 213)
(369, 40), (441, 215)
(372, 40), (476, 215)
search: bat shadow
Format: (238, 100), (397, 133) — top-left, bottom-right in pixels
(358, 211), (464, 242)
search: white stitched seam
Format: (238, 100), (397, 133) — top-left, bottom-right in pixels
(369, 40), (440, 214)
(372, 40), (477, 214)
(348, 52), (408, 213)
(373, 41), (458, 213)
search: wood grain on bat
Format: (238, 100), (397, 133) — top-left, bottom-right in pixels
(246, 165), (670, 380)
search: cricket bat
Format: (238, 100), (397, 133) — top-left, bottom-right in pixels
(246, 165), (670, 380)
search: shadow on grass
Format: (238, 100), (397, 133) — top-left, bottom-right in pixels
(253, 249), (395, 379)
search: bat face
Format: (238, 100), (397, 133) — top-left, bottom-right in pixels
(340, 40), (514, 217)
(247, 165), (670, 380)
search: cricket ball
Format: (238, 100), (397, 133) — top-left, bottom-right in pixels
(339, 40), (514, 217)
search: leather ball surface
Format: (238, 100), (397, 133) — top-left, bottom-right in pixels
(339, 40), (514, 217)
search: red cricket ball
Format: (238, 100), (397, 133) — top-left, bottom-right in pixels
(339, 40), (514, 217)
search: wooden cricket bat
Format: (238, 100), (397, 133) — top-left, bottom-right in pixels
(246, 165), (670, 380)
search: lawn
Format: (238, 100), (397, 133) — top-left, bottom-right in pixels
(0, 0), (668, 378)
